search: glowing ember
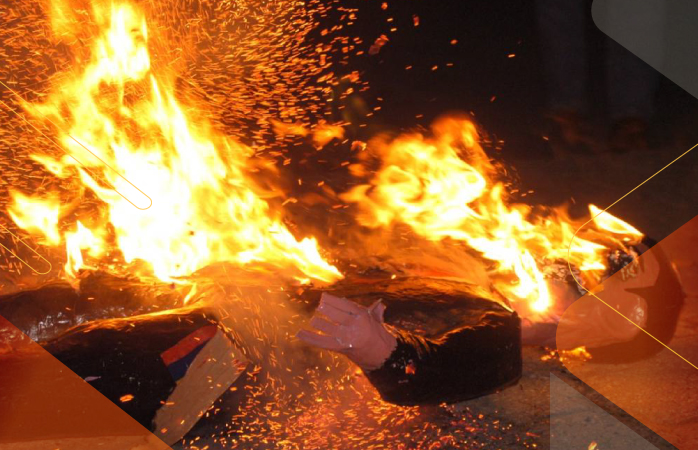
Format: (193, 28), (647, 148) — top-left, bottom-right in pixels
(540, 346), (592, 363)
(0, 1), (642, 447)
(271, 119), (345, 149)
(186, 352), (534, 450)
(7, 191), (61, 246)
(7, 1), (341, 284)
(342, 116), (643, 318)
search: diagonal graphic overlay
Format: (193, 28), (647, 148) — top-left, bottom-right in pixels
(559, 141), (698, 447)
(558, 217), (698, 448)
(0, 223), (52, 275)
(565, 142), (698, 371)
(0, 80), (153, 211)
(565, 6), (698, 444)
(0, 315), (171, 449)
(592, 0), (698, 102)
(550, 374), (659, 450)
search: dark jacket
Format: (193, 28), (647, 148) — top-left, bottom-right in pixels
(363, 310), (522, 405)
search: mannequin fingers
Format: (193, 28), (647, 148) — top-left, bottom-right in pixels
(318, 301), (355, 324)
(310, 316), (341, 336)
(296, 330), (344, 351)
(368, 300), (387, 323)
(320, 293), (363, 314)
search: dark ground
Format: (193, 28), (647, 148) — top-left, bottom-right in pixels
(346, 2), (698, 448)
(259, 1), (698, 448)
(4, 0), (698, 448)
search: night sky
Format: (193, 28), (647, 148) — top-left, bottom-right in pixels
(322, 0), (698, 157)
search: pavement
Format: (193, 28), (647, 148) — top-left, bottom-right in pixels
(458, 146), (698, 450)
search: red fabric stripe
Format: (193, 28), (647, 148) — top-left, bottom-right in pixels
(160, 325), (218, 366)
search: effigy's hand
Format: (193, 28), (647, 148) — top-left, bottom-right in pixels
(297, 293), (397, 370)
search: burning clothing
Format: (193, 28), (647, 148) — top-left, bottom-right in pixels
(363, 311), (522, 406)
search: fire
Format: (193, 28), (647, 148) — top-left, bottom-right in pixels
(7, 191), (62, 246)
(343, 117), (642, 317)
(270, 120), (345, 149)
(3, 0), (642, 316)
(540, 346), (592, 363)
(589, 204), (643, 238)
(7, 1), (341, 284)
(64, 221), (105, 278)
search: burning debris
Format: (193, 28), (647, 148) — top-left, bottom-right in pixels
(0, 0), (645, 321)
(0, 272), (526, 448)
(3, 1), (341, 286)
(44, 308), (247, 446)
(298, 278), (522, 405)
(0, 0), (686, 449)
(341, 116), (646, 321)
(556, 237), (684, 363)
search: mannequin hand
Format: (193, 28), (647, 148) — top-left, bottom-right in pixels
(296, 293), (397, 371)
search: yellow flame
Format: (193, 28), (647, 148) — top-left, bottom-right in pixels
(343, 117), (642, 315)
(312, 122), (345, 148)
(11, 1), (341, 284)
(8, 191), (62, 246)
(589, 204), (643, 237)
(64, 221), (104, 278)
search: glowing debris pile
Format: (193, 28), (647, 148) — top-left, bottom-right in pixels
(0, 1), (648, 448)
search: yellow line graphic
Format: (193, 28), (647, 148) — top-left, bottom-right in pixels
(0, 80), (153, 211)
(0, 223), (52, 275)
(567, 142), (698, 371)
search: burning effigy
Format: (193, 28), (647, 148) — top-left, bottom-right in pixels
(0, 0), (685, 448)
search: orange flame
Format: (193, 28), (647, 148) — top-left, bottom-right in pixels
(10, 1), (341, 284)
(343, 117), (641, 317)
(5, 1), (642, 316)
(64, 221), (105, 279)
(589, 204), (643, 238)
(8, 191), (62, 246)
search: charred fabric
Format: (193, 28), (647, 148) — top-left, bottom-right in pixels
(0, 236), (684, 443)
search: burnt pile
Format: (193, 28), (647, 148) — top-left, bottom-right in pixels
(0, 272), (246, 445)
(0, 271), (523, 446)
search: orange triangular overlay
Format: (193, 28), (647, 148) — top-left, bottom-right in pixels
(557, 213), (698, 448)
(0, 314), (172, 450)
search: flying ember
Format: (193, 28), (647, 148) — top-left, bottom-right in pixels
(342, 116), (643, 317)
(0, 1), (672, 448)
(3, 0), (642, 316)
(7, 1), (341, 284)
